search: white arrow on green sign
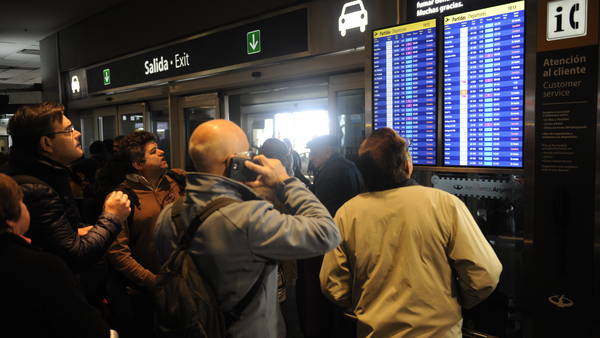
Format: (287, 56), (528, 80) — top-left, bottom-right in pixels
(247, 30), (261, 55)
(103, 68), (111, 85)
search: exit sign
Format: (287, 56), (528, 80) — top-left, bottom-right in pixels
(247, 30), (261, 55)
(102, 68), (111, 85)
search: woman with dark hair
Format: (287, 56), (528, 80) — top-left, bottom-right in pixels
(0, 173), (117, 338)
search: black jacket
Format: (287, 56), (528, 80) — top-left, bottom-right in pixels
(1, 151), (122, 271)
(312, 153), (364, 217)
(0, 232), (110, 338)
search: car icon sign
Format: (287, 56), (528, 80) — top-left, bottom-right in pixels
(71, 75), (80, 94)
(339, 0), (368, 37)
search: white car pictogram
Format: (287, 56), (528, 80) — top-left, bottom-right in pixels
(71, 76), (80, 94)
(339, 0), (368, 37)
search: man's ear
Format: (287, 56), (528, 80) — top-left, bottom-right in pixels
(39, 136), (53, 154)
(404, 157), (414, 178)
(132, 160), (144, 171)
(5, 218), (17, 231)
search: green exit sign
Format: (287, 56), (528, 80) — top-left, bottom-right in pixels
(102, 68), (111, 85)
(247, 30), (261, 55)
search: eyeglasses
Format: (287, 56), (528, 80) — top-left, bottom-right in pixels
(45, 126), (75, 136)
(233, 150), (256, 159)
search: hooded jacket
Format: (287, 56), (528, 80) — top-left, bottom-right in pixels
(1, 151), (122, 271)
(154, 173), (341, 338)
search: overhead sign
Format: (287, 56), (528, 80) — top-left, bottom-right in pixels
(547, 0), (587, 41)
(247, 30), (261, 54)
(67, 69), (88, 99)
(406, 0), (516, 21)
(86, 9), (308, 93)
(102, 69), (111, 85)
(338, 0), (369, 37)
(71, 76), (80, 94)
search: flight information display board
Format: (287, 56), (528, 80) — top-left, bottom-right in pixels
(443, 1), (524, 167)
(373, 19), (437, 165)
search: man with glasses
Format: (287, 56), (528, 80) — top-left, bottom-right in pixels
(0, 102), (131, 275)
(154, 119), (341, 338)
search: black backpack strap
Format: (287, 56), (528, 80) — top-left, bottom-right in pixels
(165, 169), (186, 192)
(226, 262), (272, 325)
(171, 197), (239, 249)
(169, 196), (271, 325)
(115, 183), (140, 225)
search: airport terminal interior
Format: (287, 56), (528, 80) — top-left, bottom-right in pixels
(0, 0), (599, 337)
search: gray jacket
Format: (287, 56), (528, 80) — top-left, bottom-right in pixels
(154, 173), (340, 338)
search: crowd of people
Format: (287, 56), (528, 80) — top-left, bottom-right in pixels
(0, 102), (502, 338)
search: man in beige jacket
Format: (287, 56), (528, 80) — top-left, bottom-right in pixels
(320, 128), (502, 338)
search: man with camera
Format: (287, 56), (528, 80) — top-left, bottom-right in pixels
(154, 119), (341, 338)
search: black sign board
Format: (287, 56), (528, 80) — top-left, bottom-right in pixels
(87, 8), (308, 93)
(405, 0), (516, 21)
(534, 45), (597, 337)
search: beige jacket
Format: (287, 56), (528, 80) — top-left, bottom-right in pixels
(320, 185), (502, 338)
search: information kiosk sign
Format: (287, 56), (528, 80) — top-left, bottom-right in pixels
(373, 19), (437, 165)
(443, 1), (525, 167)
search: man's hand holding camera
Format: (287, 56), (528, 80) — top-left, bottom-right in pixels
(244, 155), (290, 188)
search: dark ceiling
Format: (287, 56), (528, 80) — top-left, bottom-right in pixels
(0, 0), (124, 89)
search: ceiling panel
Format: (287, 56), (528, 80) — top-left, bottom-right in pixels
(0, 0), (125, 88)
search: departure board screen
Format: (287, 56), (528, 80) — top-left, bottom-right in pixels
(373, 19), (437, 165)
(443, 1), (524, 167)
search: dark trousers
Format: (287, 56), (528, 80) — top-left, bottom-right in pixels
(296, 256), (356, 338)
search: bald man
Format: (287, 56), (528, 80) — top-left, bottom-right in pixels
(154, 120), (341, 338)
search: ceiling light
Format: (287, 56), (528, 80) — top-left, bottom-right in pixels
(17, 49), (40, 55)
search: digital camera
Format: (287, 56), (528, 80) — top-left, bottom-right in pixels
(226, 157), (260, 182)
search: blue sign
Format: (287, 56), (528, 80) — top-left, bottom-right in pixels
(372, 19), (437, 165)
(443, 1), (525, 167)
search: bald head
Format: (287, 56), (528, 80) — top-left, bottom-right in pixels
(188, 119), (249, 175)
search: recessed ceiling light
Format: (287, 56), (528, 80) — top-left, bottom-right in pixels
(17, 49), (40, 55)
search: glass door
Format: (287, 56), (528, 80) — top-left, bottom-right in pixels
(178, 93), (220, 170)
(329, 72), (365, 162)
(118, 102), (147, 135)
(94, 106), (118, 145)
(78, 110), (95, 154)
(148, 100), (171, 165)
(244, 113), (274, 152)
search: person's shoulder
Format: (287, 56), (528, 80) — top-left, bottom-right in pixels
(411, 185), (464, 206)
(217, 198), (271, 229)
(169, 168), (186, 176)
(166, 168), (187, 189)
(17, 177), (58, 201)
(1, 236), (68, 273)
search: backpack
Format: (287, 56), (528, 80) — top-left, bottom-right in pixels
(153, 196), (267, 338)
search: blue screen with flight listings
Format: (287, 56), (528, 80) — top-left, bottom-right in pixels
(443, 1), (524, 167)
(373, 19), (437, 165)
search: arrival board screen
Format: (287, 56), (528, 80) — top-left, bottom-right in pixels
(373, 19), (436, 165)
(443, 1), (524, 167)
